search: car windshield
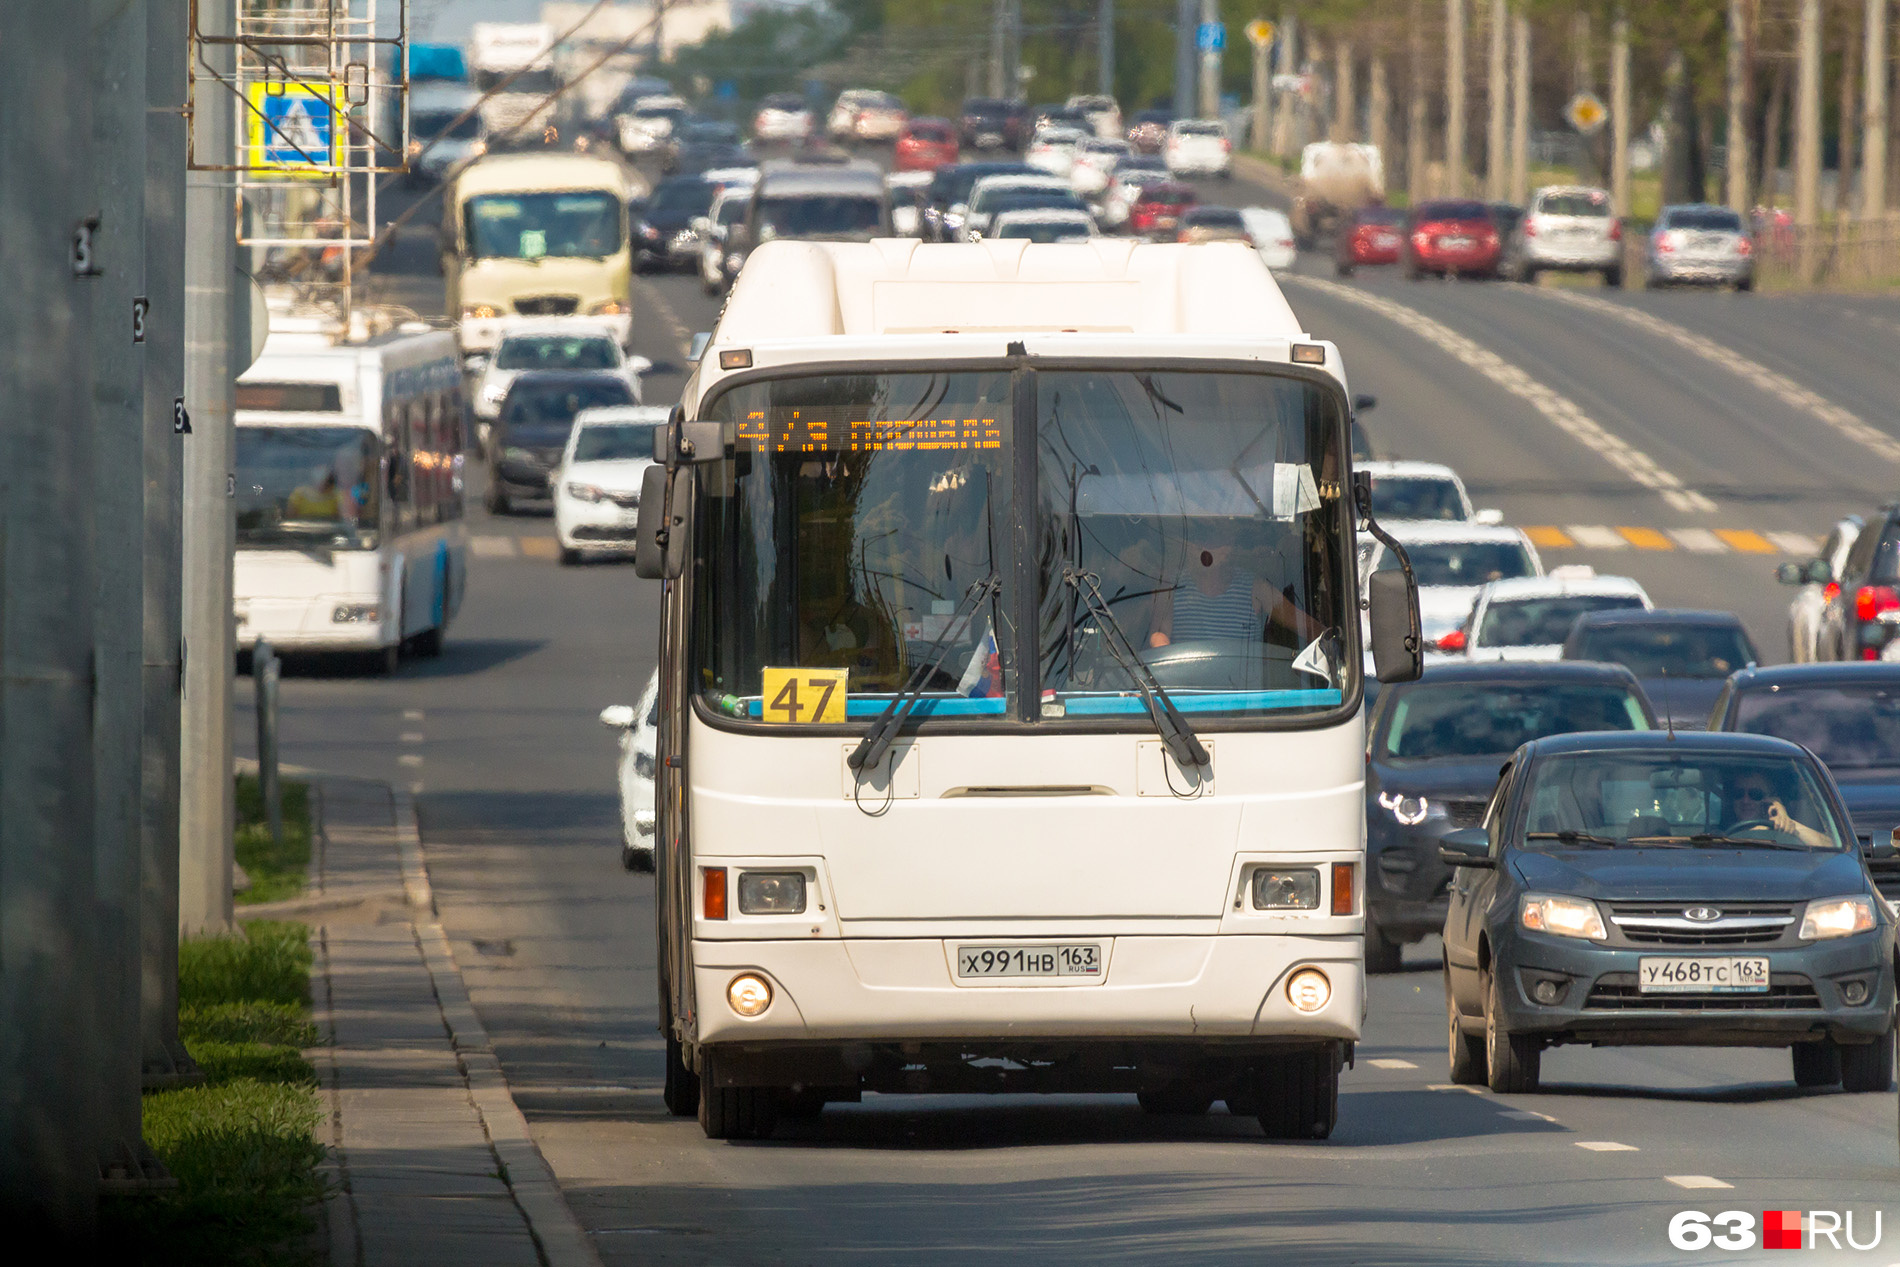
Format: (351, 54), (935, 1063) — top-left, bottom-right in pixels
(1178, 122), (1222, 136)
(1370, 474), (1465, 520)
(986, 191), (1089, 218)
(758, 195), (883, 239)
(910, 123), (952, 142)
(1378, 540), (1535, 588)
(1538, 191), (1609, 217)
(464, 191), (623, 260)
(996, 219), (1093, 242)
(1036, 369), (1354, 720)
(413, 110), (483, 142)
(1734, 684), (1900, 771)
(494, 336), (618, 371)
(503, 379), (634, 441)
(236, 425), (380, 547)
(474, 67), (556, 94)
(1478, 595), (1646, 646)
(1569, 622), (1754, 679)
(648, 180), (715, 218)
(1666, 208), (1745, 231)
(1380, 682), (1649, 760)
(1358, 207), (1404, 226)
(572, 422), (655, 462)
(972, 182), (1068, 213)
(1520, 750), (1847, 850)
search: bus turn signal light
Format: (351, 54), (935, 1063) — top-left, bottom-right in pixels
(1331, 863), (1355, 916)
(703, 867), (727, 920)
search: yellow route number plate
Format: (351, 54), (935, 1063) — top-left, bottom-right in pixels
(761, 667), (848, 724)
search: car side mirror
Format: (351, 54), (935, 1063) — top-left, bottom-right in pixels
(1807, 558), (1833, 584)
(1367, 569), (1423, 684)
(1353, 393), (1377, 414)
(690, 216), (711, 233)
(1472, 508), (1504, 526)
(1776, 561), (1804, 585)
(599, 704), (636, 729)
(1439, 828), (1496, 868)
(627, 355), (653, 375)
(633, 464), (690, 580)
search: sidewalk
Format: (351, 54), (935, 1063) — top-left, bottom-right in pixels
(248, 777), (601, 1267)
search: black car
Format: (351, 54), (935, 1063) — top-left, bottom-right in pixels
(921, 161), (1033, 240)
(632, 176), (717, 272)
(1561, 608), (1759, 728)
(1364, 662), (1658, 972)
(1710, 662), (1900, 913)
(663, 120), (745, 175)
(487, 372), (636, 513)
(959, 97), (1027, 152)
(1441, 730), (1894, 1094)
(1814, 502), (1900, 661)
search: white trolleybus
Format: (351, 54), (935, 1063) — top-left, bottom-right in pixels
(234, 327), (469, 672)
(633, 238), (1423, 1139)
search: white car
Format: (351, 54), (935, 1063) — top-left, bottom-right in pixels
(1505, 184), (1622, 284)
(961, 174), (1077, 239)
(615, 94), (686, 154)
(1025, 126), (1087, 179)
(474, 320), (648, 445)
(1455, 571), (1653, 662)
(1361, 521), (1544, 649)
(1069, 138), (1131, 196)
(886, 168), (933, 237)
(1065, 93), (1123, 140)
(990, 208), (1100, 242)
(600, 669), (659, 871)
(1361, 460), (1502, 525)
(695, 182), (756, 294)
(553, 405), (668, 564)
(1165, 119), (1232, 178)
(1241, 206), (1298, 270)
(753, 93), (814, 143)
(830, 89), (907, 143)
(1781, 516), (1863, 662)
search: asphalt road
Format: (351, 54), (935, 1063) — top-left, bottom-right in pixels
(238, 157), (1900, 1266)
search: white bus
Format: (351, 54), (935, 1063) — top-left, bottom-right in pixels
(234, 328), (469, 673)
(634, 238), (1423, 1139)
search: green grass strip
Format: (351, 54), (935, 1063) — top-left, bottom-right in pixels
(235, 773), (311, 906)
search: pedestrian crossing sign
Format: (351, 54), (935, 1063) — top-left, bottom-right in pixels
(246, 83), (342, 174)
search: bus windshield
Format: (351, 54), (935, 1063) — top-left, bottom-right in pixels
(236, 425), (380, 548)
(464, 190), (623, 260)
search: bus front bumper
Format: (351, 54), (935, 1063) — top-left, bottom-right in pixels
(691, 934), (1363, 1046)
(235, 596), (389, 652)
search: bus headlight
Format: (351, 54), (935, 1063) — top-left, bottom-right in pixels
(738, 872), (806, 915)
(462, 303), (498, 320)
(332, 603), (380, 624)
(589, 299), (629, 316)
(1252, 868), (1319, 910)
(727, 973), (773, 1016)
(1286, 968), (1331, 1013)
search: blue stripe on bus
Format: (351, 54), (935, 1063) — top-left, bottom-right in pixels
(735, 691), (1338, 718)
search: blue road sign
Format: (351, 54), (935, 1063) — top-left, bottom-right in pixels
(259, 91), (335, 166)
(1197, 21), (1226, 53)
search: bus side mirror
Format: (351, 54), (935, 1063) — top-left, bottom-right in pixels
(1368, 569), (1423, 684)
(633, 464), (689, 580)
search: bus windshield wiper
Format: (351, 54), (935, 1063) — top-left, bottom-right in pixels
(846, 573), (1000, 778)
(1525, 831), (1624, 847)
(1060, 565), (1209, 772)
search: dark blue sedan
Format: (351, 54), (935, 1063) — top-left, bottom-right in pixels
(1441, 730), (1895, 1094)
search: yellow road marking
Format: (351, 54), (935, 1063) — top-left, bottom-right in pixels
(519, 536), (559, 560)
(1523, 526), (1573, 549)
(1616, 526), (1675, 550)
(1715, 529), (1776, 554)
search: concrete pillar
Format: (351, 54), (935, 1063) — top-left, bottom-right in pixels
(1611, 11), (1632, 218)
(1334, 38), (1355, 141)
(1447, 0), (1467, 195)
(1795, 0), (1823, 225)
(1487, 0), (1508, 199)
(1727, 0), (1752, 212)
(1370, 54), (1391, 169)
(1409, 0), (1429, 200)
(1865, 0), (1889, 217)
(1511, 11), (1531, 205)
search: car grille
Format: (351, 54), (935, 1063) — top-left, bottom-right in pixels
(513, 295), (579, 316)
(572, 524), (637, 541)
(1442, 799), (1488, 830)
(1584, 972), (1821, 1011)
(606, 491), (639, 509)
(1606, 902), (1797, 947)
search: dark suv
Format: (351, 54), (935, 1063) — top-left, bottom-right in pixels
(486, 371), (635, 513)
(959, 97), (1027, 152)
(1816, 505), (1900, 662)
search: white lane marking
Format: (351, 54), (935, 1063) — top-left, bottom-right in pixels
(1534, 287), (1900, 463)
(403, 709), (425, 721)
(1666, 1175), (1734, 1189)
(1426, 1083), (1488, 1095)
(637, 279), (698, 359)
(1575, 1140), (1639, 1151)
(1768, 531), (1821, 555)
(470, 535), (518, 558)
(1668, 527), (1728, 553)
(400, 732), (425, 744)
(398, 753), (424, 767)
(1501, 1109), (1559, 1122)
(1368, 1058), (1418, 1069)
(1284, 275), (1716, 513)
(1565, 524), (1629, 550)
(409, 781), (424, 795)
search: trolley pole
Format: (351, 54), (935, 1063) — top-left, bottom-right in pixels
(1174, 0), (1196, 120)
(180, 0), (239, 937)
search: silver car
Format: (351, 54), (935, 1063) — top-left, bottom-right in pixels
(1779, 516), (1863, 663)
(1506, 185), (1621, 285)
(1644, 203), (1755, 290)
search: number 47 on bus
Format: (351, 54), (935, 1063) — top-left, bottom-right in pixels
(761, 667), (849, 724)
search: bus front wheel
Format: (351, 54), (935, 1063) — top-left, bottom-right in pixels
(663, 1029), (699, 1117)
(1255, 1045), (1340, 1140)
(697, 1051), (779, 1140)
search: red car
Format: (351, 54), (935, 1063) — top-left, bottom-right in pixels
(1128, 181), (1197, 238)
(1403, 199), (1502, 279)
(894, 118), (959, 172)
(1335, 204), (1406, 276)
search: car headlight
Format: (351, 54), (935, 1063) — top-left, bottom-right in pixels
(565, 482), (605, 502)
(638, 223), (660, 240)
(1251, 868), (1320, 910)
(1800, 896), (1877, 940)
(738, 871), (806, 915)
(468, 140), (486, 157)
(1377, 791), (1433, 826)
(1520, 894), (1607, 940)
(588, 299), (629, 316)
(502, 446), (532, 463)
(480, 382), (507, 405)
(632, 751), (655, 778)
(462, 303), (498, 320)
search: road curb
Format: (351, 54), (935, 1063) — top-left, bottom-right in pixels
(398, 792), (606, 1267)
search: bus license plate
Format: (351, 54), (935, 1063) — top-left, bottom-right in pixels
(1637, 956), (1769, 994)
(958, 943), (1102, 978)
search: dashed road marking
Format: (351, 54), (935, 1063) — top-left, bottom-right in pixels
(1769, 531), (1823, 555)
(1576, 1140), (1639, 1151)
(398, 753), (424, 767)
(1616, 525), (1674, 550)
(1501, 1109), (1559, 1122)
(470, 535), (519, 558)
(1368, 1058), (1418, 1069)
(1285, 274), (1716, 513)
(400, 732), (425, 744)
(1716, 528), (1777, 553)
(1534, 287), (1900, 464)
(403, 709), (425, 721)
(518, 537), (560, 560)
(1668, 527), (1728, 553)
(1426, 1083), (1488, 1095)
(1527, 526), (1819, 555)
(1566, 524), (1629, 550)
(1666, 1175), (1734, 1189)
(1524, 525), (1574, 549)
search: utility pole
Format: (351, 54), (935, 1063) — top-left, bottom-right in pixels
(1610, 10), (1631, 218)
(1175, 0), (1196, 120)
(990, 0), (1009, 98)
(143, 0), (194, 1085)
(1370, 54), (1391, 166)
(1447, 0), (1467, 196)
(1274, 14), (1300, 158)
(1334, 38), (1355, 141)
(1866, 0), (1889, 217)
(1727, 0), (1752, 212)
(1795, 0), (1822, 225)
(1486, 0), (1507, 199)
(0, 0), (104, 1241)
(1199, 0), (1222, 120)
(1099, 0), (1115, 98)
(1510, 10), (1530, 205)
(1409, 0), (1429, 200)
(1253, 22), (1273, 154)
(1844, 14), (1864, 216)
(181, 0), (240, 936)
